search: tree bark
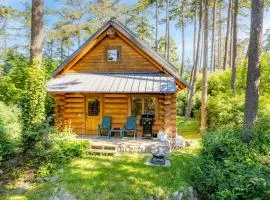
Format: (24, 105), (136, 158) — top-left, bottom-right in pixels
(201, 0), (208, 131)
(155, 0), (158, 51)
(242, 0), (264, 142)
(210, 0), (216, 72)
(189, 8), (197, 86)
(199, 31), (204, 72)
(222, 0), (232, 70)
(185, 0), (203, 119)
(30, 0), (44, 68)
(180, 1), (185, 75)
(165, 0), (169, 59)
(193, 8), (197, 65)
(229, 5), (234, 68)
(181, 24), (185, 75)
(231, 0), (238, 92)
(218, 3), (222, 69)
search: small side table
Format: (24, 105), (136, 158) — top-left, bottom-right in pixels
(110, 128), (123, 138)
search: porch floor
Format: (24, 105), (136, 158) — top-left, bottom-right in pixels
(77, 135), (170, 154)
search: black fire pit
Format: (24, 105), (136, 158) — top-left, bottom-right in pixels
(151, 153), (166, 165)
(149, 145), (171, 166)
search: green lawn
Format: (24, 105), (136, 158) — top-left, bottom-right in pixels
(2, 153), (196, 200)
(177, 116), (200, 140)
(1, 118), (200, 200)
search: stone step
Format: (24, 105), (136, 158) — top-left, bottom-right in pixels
(89, 143), (117, 155)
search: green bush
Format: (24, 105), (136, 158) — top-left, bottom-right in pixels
(192, 118), (270, 199)
(25, 124), (89, 177)
(207, 94), (244, 131)
(177, 91), (201, 118)
(21, 67), (47, 131)
(0, 102), (22, 161)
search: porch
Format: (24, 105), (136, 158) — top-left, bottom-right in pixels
(78, 135), (170, 154)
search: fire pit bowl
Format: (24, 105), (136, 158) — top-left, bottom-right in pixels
(149, 145), (171, 166)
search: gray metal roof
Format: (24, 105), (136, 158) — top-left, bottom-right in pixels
(47, 73), (176, 93)
(51, 18), (190, 89)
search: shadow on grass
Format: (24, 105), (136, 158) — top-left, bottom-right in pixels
(2, 152), (197, 200)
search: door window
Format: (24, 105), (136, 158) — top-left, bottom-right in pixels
(88, 98), (100, 116)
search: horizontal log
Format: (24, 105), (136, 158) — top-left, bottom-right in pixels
(65, 103), (84, 108)
(104, 94), (128, 98)
(64, 108), (84, 113)
(104, 99), (128, 103)
(65, 94), (85, 98)
(65, 98), (84, 103)
(104, 104), (128, 109)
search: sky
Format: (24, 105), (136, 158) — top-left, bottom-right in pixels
(2, 0), (270, 63)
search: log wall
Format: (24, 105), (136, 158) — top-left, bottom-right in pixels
(53, 93), (177, 137)
(66, 35), (159, 73)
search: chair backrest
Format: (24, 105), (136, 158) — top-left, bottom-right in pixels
(101, 116), (112, 129)
(125, 116), (136, 130)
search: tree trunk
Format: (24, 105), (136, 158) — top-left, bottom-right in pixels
(168, 19), (170, 60)
(189, 8), (197, 86)
(155, 0), (158, 51)
(229, 6), (234, 68)
(242, 0), (264, 142)
(210, 0), (216, 72)
(193, 8), (197, 65)
(222, 0), (232, 70)
(185, 0), (203, 119)
(181, 24), (185, 75)
(165, 0), (169, 59)
(30, 0), (44, 68)
(231, 0), (238, 92)
(199, 32), (204, 72)
(201, 0), (208, 131)
(218, 3), (222, 69)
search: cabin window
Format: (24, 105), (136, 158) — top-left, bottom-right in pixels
(131, 96), (156, 117)
(88, 98), (100, 116)
(131, 97), (142, 116)
(107, 48), (120, 62)
(144, 96), (156, 114)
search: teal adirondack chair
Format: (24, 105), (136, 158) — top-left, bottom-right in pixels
(122, 116), (137, 139)
(98, 116), (112, 138)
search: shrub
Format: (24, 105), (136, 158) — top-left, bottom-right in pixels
(37, 132), (89, 177)
(21, 66), (47, 131)
(21, 66), (47, 152)
(192, 118), (270, 199)
(0, 102), (22, 161)
(207, 94), (244, 131)
(177, 91), (201, 118)
(24, 124), (89, 177)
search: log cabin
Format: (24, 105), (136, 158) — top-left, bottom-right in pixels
(47, 18), (190, 138)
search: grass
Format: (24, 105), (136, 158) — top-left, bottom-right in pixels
(177, 116), (200, 140)
(2, 153), (196, 200)
(1, 117), (201, 200)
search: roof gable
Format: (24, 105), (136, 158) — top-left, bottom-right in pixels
(52, 18), (190, 89)
(67, 33), (159, 73)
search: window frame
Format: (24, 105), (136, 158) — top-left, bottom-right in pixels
(106, 46), (121, 63)
(130, 95), (158, 119)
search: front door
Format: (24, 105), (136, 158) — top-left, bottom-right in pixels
(86, 96), (102, 134)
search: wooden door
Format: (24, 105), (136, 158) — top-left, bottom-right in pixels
(85, 96), (102, 134)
